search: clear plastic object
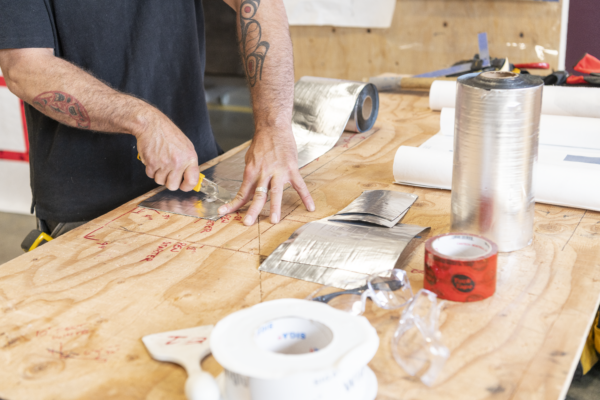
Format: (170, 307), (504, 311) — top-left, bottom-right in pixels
(307, 269), (413, 316)
(201, 179), (219, 202)
(392, 289), (449, 386)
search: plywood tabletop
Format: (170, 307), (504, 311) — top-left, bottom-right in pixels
(1, 91), (600, 400)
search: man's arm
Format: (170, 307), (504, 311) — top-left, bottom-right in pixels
(218, 0), (315, 225)
(0, 48), (200, 192)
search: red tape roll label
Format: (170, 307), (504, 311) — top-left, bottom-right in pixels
(424, 234), (498, 302)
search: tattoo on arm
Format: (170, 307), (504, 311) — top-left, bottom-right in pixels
(240, 0), (270, 87)
(33, 91), (91, 129)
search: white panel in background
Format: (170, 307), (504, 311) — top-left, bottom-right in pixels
(283, 0), (396, 28)
(0, 159), (32, 215)
(0, 86), (26, 153)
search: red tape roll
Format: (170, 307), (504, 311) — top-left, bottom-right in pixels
(424, 233), (498, 302)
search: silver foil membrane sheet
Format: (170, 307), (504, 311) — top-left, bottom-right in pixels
(139, 149), (247, 220)
(330, 190), (418, 227)
(450, 71), (543, 252)
(140, 77), (379, 220)
(259, 219), (428, 288)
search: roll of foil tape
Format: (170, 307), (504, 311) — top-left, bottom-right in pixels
(450, 71), (543, 252)
(424, 233), (498, 302)
(292, 77), (379, 166)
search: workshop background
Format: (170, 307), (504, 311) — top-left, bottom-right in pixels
(0, 0), (587, 259)
(0, 0), (599, 396)
(2, 0), (597, 252)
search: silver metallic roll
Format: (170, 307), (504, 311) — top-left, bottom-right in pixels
(450, 71), (543, 252)
(292, 77), (379, 166)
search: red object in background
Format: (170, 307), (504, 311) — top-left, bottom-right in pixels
(513, 62), (550, 70)
(567, 76), (587, 85)
(0, 77), (29, 162)
(574, 53), (600, 74)
(424, 233), (498, 302)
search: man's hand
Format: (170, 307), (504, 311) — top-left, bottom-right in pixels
(217, 128), (315, 226)
(134, 111), (200, 192)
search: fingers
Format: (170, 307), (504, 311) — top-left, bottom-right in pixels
(180, 164), (200, 192)
(243, 178), (271, 226)
(165, 169), (186, 191)
(269, 176), (285, 224)
(153, 168), (168, 186)
(217, 178), (254, 216)
(290, 171), (315, 212)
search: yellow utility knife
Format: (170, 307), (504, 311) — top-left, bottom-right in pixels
(137, 153), (232, 202)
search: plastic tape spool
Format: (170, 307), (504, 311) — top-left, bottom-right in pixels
(424, 233), (498, 302)
(210, 299), (380, 400)
(344, 83), (380, 133)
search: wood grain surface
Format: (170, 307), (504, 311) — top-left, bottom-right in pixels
(2, 91), (600, 400)
(290, 0), (564, 81)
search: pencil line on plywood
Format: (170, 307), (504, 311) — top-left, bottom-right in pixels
(562, 211), (586, 251)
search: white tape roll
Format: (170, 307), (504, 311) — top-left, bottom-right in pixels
(210, 299), (379, 400)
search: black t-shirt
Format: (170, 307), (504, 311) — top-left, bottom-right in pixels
(0, 0), (220, 222)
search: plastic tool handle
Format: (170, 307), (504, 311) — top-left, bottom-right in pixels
(401, 77), (456, 89)
(513, 62), (550, 69)
(193, 173), (206, 192)
(185, 371), (221, 400)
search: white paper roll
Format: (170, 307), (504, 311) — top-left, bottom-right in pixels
(210, 299), (379, 400)
(440, 108), (600, 150)
(430, 82), (600, 118)
(393, 145), (600, 212)
(393, 146), (452, 190)
(429, 81), (457, 112)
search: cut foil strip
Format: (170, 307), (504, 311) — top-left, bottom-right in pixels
(259, 219), (429, 288)
(281, 220), (426, 275)
(330, 210), (408, 228)
(140, 76), (379, 220)
(330, 190), (418, 227)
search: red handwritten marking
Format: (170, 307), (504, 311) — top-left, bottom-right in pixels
(84, 207), (138, 246)
(411, 269), (424, 274)
(165, 335), (187, 345)
(47, 343), (119, 363)
(199, 220), (215, 234)
(220, 214), (231, 224)
(234, 212), (243, 222)
(170, 242), (187, 253)
(36, 324), (92, 340)
(162, 214), (171, 220)
(140, 241), (172, 262)
(143, 214), (153, 220)
(165, 335), (207, 345)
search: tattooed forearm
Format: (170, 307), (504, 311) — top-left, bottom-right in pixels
(240, 0), (270, 87)
(33, 91), (91, 129)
